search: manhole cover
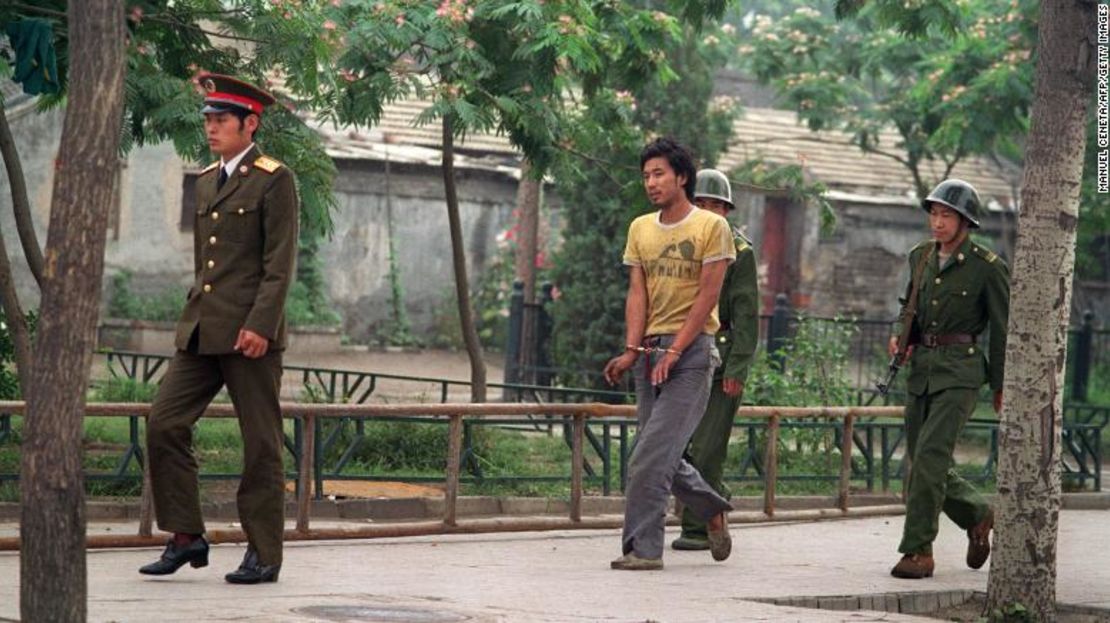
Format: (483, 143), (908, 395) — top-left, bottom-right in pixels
(294, 605), (471, 623)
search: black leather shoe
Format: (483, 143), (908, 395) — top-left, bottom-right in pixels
(224, 547), (281, 584)
(139, 536), (209, 575)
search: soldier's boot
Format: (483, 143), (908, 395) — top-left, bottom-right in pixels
(966, 509), (993, 570)
(891, 553), (935, 579)
(671, 534), (709, 551)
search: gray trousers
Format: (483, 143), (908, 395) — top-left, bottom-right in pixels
(622, 334), (733, 559)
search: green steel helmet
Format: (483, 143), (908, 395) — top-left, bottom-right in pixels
(922, 178), (982, 228)
(693, 169), (734, 209)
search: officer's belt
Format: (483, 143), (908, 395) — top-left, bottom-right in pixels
(918, 333), (975, 348)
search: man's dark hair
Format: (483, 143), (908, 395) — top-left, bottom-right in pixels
(640, 137), (697, 200)
(229, 108), (260, 140)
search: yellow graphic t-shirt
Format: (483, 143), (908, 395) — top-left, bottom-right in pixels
(622, 207), (736, 336)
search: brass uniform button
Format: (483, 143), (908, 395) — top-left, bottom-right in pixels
(931, 299), (938, 306)
(211, 212), (220, 220)
(968, 347), (975, 354)
(209, 236), (217, 244)
(207, 260), (215, 268)
(238, 208), (245, 215)
(934, 277), (941, 285)
(203, 284), (212, 293)
(957, 252), (965, 262)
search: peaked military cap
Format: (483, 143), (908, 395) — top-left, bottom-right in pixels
(198, 73), (276, 115)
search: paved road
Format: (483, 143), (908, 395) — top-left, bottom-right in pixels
(1, 510), (1107, 622)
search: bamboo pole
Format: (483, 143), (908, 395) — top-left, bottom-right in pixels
(0, 506), (908, 552)
(763, 413), (780, 517)
(444, 415), (463, 527)
(838, 413), (855, 512)
(570, 414), (585, 522)
(296, 415), (316, 533)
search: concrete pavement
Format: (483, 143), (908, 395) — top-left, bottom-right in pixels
(1, 510), (1108, 622)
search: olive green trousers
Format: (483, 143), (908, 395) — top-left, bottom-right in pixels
(898, 387), (991, 555)
(147, 349), (285, 565)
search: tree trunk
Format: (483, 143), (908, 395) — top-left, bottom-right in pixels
(441, 115), (487, 402)
(0, 98), (45, 288)
(986, 1), (1094, 619)
(20, 1), (126, 620)
(513, 158), (541, 383)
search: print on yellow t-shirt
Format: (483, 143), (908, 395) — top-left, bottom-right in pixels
(622, 207), (736, 336)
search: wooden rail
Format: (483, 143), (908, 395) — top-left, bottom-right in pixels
(0, 401), (905, 551)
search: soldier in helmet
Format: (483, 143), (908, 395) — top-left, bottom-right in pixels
(671, 169), (759, 552)
(887, 178), (1009, 579)
(139, 74), (298, 584)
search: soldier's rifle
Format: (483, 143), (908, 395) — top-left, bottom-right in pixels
(871, 242), (936, 403)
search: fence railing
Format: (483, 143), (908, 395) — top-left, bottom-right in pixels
(0, 402), (906, 550)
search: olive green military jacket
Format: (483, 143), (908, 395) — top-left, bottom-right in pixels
(714, 228), (759, 382)
(174, 146), (299, 354)
(895, 236), (1009, 396)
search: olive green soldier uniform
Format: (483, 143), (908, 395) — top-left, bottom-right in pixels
(142, 74), (298, 583)
(891, 179), (1008, 579)
(674, 171), (759, 550)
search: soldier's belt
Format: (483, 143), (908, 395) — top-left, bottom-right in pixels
(919, 333), (975, 348)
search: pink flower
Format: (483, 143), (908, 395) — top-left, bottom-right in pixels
(323, 19), (337, 30)
(395, 14), (406, 25)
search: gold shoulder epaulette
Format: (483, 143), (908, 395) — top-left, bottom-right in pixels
(253, 156), (283, 174)
(200, 161), (220, 174)
(733, 226), (753, 249)
(971, 244), (999, 264)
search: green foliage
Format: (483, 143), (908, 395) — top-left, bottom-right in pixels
(729, 158), (836, 234)
(0, 311), (34, 400)
(89, 377), (159, 404)
(284, 280), (342, 328)
(745, 317), (859, 408)
(737, 1), (1034, 198)
(107, 270), (185, 323)
(989, 601), (1034, 623)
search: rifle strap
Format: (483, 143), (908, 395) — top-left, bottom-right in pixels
(897, 242), (936, 354)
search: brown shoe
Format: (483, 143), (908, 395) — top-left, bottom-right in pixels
(891, 553), (935, 579)
(610, 553), (664, 571)
(967, 509), (993, 570)
(706, 512), (731, 562)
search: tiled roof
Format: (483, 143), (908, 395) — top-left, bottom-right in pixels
(719, 108), (1020, 210)
(308, 99), (1020, 208)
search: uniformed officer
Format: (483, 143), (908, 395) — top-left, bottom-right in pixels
(139, 73), (298, 584)
(888, 179), (1008, 579)
(672, 170), (759, 551)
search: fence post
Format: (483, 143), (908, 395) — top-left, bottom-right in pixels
(763, 414), (779, 517)
(138, 415), (154, 537)
(1073, 310), (1094, 402)
(296, 415), (316, 533)
(837, 413), (855, 512)
(444, 414), (464, 527)
(570, 414), (585, 522)
(767, 293), (790, 369)
(503, 281), (525, 400)
(535, 282), (555, 387)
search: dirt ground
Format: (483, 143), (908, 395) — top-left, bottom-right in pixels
(923, 594), (1110, 623)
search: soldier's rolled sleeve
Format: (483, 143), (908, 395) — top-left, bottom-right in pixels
(244, 168), (298, 341)
(985, 260), (1010, 392)
(724, 249), (759, 381)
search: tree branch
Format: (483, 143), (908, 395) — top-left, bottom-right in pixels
(0, 99), (44, 288)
